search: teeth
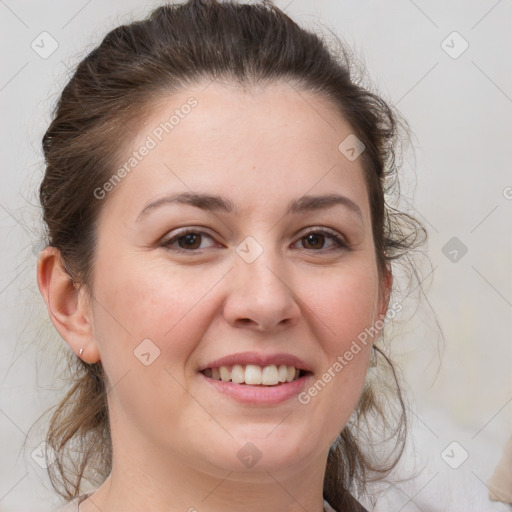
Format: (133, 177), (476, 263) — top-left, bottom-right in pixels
(261, 365), (279, 385)
(204, 364), (301, 385)
(245, 364), (262, 385)
(278, 364), (288, 383)
(231, 364), (245, 384)
(220, 366), (231, 382)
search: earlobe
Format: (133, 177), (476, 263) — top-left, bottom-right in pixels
(36, 246), (100, 363)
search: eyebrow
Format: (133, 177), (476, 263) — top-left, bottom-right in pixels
(136, 192), (363, 221)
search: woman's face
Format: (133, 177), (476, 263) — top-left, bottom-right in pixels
(87, 81), (390, 479)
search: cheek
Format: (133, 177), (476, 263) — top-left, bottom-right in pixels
(89, 256), (226, 436)
(294, 261), (379, 419)
(91, 255), (225, 371)
(298, 261), (380, 352)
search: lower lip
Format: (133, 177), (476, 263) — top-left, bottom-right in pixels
(200, 372), (312, 405)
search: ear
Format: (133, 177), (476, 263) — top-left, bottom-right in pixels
(37, 246), (100, 364)
(371, 263), (393, 347)
(377, 263), (393, 320)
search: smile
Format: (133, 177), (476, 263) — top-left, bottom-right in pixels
(201, 364), (307, 386)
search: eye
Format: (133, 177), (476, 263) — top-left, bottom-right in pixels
(161, 229), (218, 252)
(160, 227), (349, 253)
(293, 228), (348, 251)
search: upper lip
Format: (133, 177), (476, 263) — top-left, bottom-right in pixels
(199, 352), (313, 372)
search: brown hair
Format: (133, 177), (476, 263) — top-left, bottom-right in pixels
(37, 1), (427, 510)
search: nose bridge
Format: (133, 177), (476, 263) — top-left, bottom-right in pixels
(236, 237), (290, 299)
(224, 235), (299, 329)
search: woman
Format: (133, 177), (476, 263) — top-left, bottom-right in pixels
(36, 1), (426, 511)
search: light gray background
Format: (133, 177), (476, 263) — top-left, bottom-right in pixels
(1, 1), (511, 511)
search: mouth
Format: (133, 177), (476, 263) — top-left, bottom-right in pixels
(200, 364), (310, 386)
(198, 352), (314, 403)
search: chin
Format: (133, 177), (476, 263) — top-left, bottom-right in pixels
(209, 430), (319, 473)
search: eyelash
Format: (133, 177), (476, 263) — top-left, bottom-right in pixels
(160, 227), (349, 254)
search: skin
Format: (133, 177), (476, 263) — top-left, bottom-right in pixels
(38, 80), (392, 512)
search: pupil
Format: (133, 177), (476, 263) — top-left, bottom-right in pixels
(179, 233), (200, 249)
(304, 233), (323, 249)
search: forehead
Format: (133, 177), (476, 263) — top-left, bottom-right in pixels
(101, 80), (371, 224)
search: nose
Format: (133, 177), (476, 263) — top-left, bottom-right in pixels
(223, 245), (301, 332)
